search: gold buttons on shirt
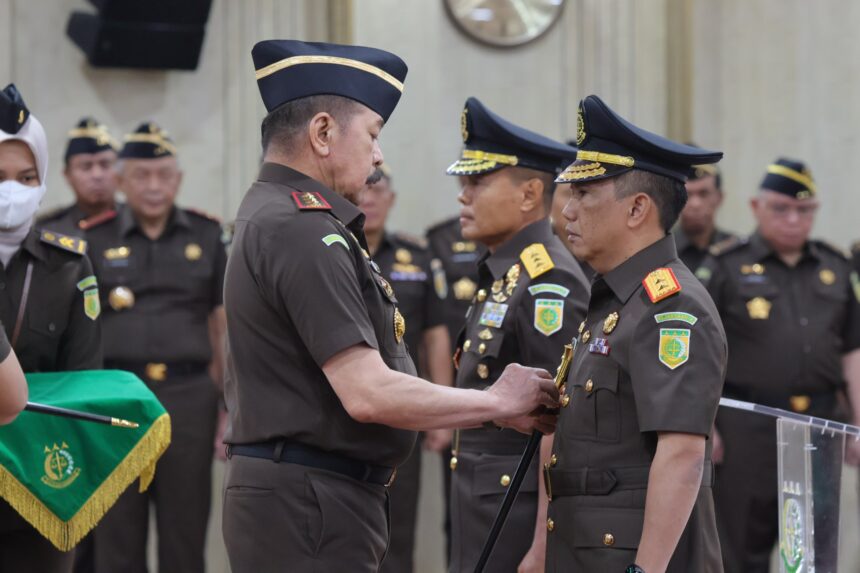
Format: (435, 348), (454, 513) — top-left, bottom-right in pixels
(476, 289), (487, 302)
(450, 456), (458, 471)
(546, 518), (555, 532)
(585, 379), (594, 393)
(550, 454), (558, 467)
(500, 474), (511, 487)
(477, 364), (489, 379)
(561, 395), (570, 407)
(478, 343), (486, 354)
(581, 330), (591, 343)
(464, 340), (472, 351)
(109, 286), (135, 310)
(603, 533), (615, 546)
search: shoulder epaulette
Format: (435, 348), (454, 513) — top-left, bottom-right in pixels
(393, 231), (428, 249)
(186, 207), (223, 223)
(642, 267), (682, 303)
(520, 243), (555, 279)
(40, 229), (87, 255)
(709, 236), (746, 257)
(78, 209), (117, 231)
(814, 239), (849, 260)
(292, 191), (331, 211)
(36, 205), (73, 223)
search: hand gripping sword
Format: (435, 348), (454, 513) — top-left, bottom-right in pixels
(473, 343), (573, 573)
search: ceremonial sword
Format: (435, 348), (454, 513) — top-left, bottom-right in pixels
(24, 402), (139, 428)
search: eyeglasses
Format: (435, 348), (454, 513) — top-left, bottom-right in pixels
(763, 202), (818, 218)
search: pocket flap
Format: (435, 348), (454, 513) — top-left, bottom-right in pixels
(571, 360), (619, 394)
(571, 507), (644, 549)
(472, 457), (537, 496)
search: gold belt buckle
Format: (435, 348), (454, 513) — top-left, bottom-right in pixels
(385, 467), (398, 488)
(145, 362), (168, 382)
(543, 463), (553, 501)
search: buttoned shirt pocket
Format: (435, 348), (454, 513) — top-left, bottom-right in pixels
(570, 507), (643, 550)
(472, 455), (537, 498)
(566, 359), (621, 443)
(457, 332), (505, 390)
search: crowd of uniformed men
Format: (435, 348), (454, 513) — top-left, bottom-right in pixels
(0, 36), (858, 573)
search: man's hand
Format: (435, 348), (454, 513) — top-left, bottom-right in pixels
(423, 428), (453, 452)
(487, 364), (559, 434)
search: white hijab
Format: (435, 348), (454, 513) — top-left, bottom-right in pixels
(0, 113), (49, 266)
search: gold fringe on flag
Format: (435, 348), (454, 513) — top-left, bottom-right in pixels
(0, 413), (171, 551)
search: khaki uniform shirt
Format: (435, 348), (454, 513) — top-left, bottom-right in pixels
(546, 235), (726, 573)
(700, 232), (860, 403)
(0, 228), (102, 372)
(85, 206), (226, 365)
(426, 217), (484, 353)
(223, 163), (417, 467)
(672, 227), (734, 273)
(372, 232), (444, 365)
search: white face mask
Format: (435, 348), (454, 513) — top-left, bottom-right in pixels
(0, 180), (46, 230)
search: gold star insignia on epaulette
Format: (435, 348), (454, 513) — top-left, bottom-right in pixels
(642, 268), (681, 303)
(520, 243), (555, 279)
(292, 191), (331, 210)
(40, 230), (86, 255)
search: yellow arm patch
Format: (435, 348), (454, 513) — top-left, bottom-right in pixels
(520, 243), (555, 279)
(40, 230), (87, 255)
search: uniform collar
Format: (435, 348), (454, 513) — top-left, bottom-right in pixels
(601, 234), (678, 303)
(118, 205), (189, 237)
(19, 227), (47, 262)
(748, 231), (818, 263)
(257, 162), (366, 232)
(482, 219), (554, 280)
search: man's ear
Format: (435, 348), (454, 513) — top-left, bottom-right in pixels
(520, 177), (543, 213)
(627, 192), (653, 229)
(308, 112), (336, 157)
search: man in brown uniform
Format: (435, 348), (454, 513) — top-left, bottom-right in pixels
(86, 122), (226, 573)
(37, 117), (120, 237)
(526, 95), (727, 573)
(700, 158), (860, 573)
(672, 159), (734, 275)
(0, 85), (102, 573)
(222, 40), (560, 573)
(359, 165), (453, 573)
(443, 96), (588, 572)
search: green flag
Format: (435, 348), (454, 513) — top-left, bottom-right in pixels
(0, 370), (170, 551)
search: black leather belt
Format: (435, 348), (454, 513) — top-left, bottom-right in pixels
(106, 360), (208, 382)
(723, 383), (836, 415)
(544, 463), (714, 500)
(226, 440), (397, 488)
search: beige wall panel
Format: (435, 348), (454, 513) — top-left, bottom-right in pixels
(692, 0), (860, 248)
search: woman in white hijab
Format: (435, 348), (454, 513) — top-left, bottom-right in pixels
(0, 84), (102, 572)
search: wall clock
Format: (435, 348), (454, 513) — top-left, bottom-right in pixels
(444, 0), (566, 48)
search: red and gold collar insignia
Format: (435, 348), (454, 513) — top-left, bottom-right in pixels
(642, 267), (681, 303)
(292, 191), (331, 210)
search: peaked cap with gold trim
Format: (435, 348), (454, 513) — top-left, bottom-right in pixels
(557, 95), (722, 184)
(252, 40), (408, 123)
(0, 84), (30, 135)
(119, 121), (176, 159)
(759, 157), (816, 199)
(65, 117), (118, 162)
(447, 97), (576, 176)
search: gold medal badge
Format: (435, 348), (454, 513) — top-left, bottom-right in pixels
(505, 263), (521, 296)
(394, 308), (406, 343)
(819, 269), (836, 285)
(491, 278), (507, 303)
(108, 286), (135, 311)
(453, 277), (477, 301)
(603, 311), (619, 334)
(746, 297), (771, 320)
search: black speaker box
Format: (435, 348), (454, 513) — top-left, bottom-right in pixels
(66, 0), (213, 71)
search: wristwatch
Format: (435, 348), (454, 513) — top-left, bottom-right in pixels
(625, 566), (645, 573)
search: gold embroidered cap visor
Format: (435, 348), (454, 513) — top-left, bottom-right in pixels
(556, 95), (723, 184)
(119, 121), (176, 159)
(252, 40), (408, 123)
(447, 97), (576, 177)
(759, 157), (817, 199)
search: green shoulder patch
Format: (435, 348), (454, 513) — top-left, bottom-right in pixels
(76, 276), (98, 292)
(658, 328), (690, 370)
(654, 311), (698, 325)
(40, 230), (86, 255)
(322, 233), (350, 251)
(528, 283), (570, 297)
(534, 299), (564, 336)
